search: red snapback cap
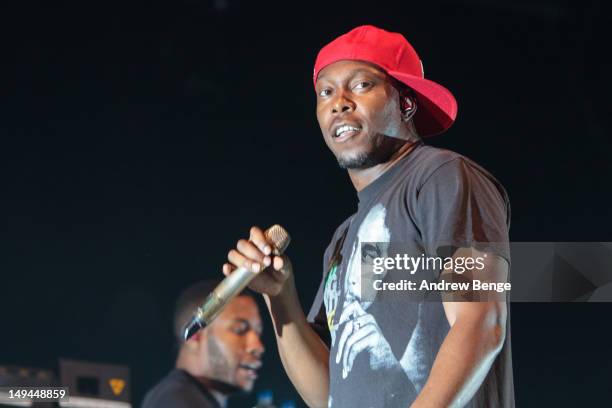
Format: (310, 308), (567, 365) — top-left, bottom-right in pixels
(314, 25), (458, 137)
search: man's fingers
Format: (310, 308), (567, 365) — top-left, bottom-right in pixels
(272, 255), (284, 270)
(335, 320), (353, 364)
(352, 301), (367, 315)
(338, 301), (360, 325)
(236, 239), (270, 267)
(223, 226), (292, 297)
(345, 328), (375, 374)
(337, 312), (378, 369)
(273, 255), (291, 273)
(227, 249), (260, 272)
(222, 263), (235, 276)
(357, 313), (375, 326)
(249, 226), (272, 256)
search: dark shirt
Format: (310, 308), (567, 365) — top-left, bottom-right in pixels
(142, 369), (221, 408)
(307, 143), (515, 408)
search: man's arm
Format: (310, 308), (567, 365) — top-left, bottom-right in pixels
(264, 277), (330, 408)
(223, 226), (330, 408)
(411, 248), (509, 408)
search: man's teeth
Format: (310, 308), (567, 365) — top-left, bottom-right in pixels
(335, 125), (361, 137)
(240, 364), (258, 370)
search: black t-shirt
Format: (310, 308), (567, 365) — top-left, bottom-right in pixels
(307, 143), (515, 408)
(141, 369), (221, 408)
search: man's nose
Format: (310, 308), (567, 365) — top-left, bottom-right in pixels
(246, 331), (265, 358)
(331, 92), (356, 115)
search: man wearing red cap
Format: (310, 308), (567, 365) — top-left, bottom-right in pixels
(223, 25), (513, 407)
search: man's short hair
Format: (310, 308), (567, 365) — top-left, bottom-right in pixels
(173, 279), (256, 344)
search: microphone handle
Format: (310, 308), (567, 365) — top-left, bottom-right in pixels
(183, 267), (254, 341)
(203, 265), (255, 323)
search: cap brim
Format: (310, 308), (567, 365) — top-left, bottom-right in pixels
(387, 71), (458, 137)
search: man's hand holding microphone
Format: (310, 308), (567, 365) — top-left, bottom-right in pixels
(222, 226), (294, 298)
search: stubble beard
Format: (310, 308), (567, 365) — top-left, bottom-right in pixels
(336, 134), (406, 170)
(337, 151), (378, 169)
(206, 335), (238, 389)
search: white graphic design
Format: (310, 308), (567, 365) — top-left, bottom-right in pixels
(327, 203), (428, 393)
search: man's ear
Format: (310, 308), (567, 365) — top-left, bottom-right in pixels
(400, 91), (418, 123)
(184, 331), (204, 351)
(397, 84), (417, 121)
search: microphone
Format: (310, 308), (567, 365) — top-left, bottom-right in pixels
(183, 224), (291, 341)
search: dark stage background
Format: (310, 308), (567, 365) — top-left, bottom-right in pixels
(2, 0), (611, 406)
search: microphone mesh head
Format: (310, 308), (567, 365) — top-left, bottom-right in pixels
(264, 224), (291, 254)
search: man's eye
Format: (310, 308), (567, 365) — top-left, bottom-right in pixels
(354, 81), (372, 90)
(232, 325), (249, 335)
(319, 88), (332, 97)
(362, 243), (381, 262)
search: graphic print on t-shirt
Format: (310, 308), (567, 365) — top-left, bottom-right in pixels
(323, 204), (428, 406)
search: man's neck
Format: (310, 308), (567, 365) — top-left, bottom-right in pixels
(347, 140), (420, 192)
(176, 360), (228, 408)
(199, 378), (228, 408)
